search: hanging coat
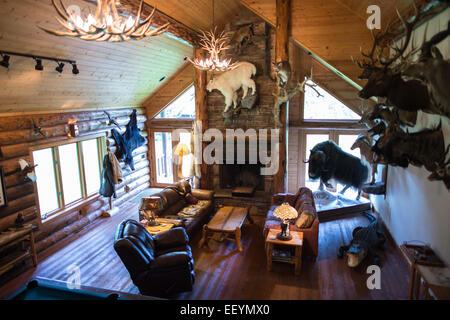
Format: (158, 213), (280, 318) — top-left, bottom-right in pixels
(99, 154), (116, 198)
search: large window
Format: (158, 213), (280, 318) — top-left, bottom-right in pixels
(303, 80), (360, 121)
(155, 85), (196, 119)
(32, 135), (105, 221)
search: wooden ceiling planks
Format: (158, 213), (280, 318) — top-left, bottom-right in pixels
(239, 0), (432, 88)
(142, 62), (195, 119)
(141, 0), (244, 32)
(0, 0), (193, 114)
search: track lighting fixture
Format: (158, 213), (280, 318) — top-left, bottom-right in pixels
(71, 63), (79, 75)
(55, 62), (64, 73)
(0, 51), (79, 74)
(0, 54), (10, 69)
(34, 58), (43, 71)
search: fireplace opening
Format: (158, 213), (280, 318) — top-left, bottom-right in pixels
(219, 163), (265, 195)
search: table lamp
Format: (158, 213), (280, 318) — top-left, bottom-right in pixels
(174, 142), (191, 179)
(140, 196), (162, 227)
(273, 202), (298, 241)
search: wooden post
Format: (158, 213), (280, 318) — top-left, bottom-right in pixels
(273, 0), (290, 194)
(194, 47), (210, 190)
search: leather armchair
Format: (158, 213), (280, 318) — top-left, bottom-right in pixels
(114, 219), (195, 297)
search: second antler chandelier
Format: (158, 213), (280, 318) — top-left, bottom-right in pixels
(187, 0), (238, 71)
(40, 0), (170, 42)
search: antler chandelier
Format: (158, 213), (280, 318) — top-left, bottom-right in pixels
(187, 27), (238, 71)
(187, 0), (237, 72)
(40, 0), (170, 42)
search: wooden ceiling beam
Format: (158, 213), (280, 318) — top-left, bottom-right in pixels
(107, 0), (200, 46)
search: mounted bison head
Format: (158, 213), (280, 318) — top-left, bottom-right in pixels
(305, 150), (326, 180)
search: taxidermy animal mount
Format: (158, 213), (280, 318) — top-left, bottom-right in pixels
(31, 118), (46, 139)
(354, 4), (449, 118)
(104, 111), (122, 130)
(272, 65), (323, 127)
(338, 218), (386, 268)
(230, 24), (254, 55)
(206, 61), (257, 114)
(351, 134), (379, 185)
(19, 159), (38, 182)
(304, 140), (369, 200)
(401, 23), (450, 118)
(273, 61), (291, 90)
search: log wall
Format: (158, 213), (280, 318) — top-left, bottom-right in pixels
(0, 107), (150, 254)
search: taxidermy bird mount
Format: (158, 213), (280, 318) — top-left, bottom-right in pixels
(104, 111), (122, 130)
(31, 118), (47, 138)
(19, 159), (38, 182)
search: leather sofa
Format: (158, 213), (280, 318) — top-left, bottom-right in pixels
(114, 219), (195, 297)
(141, 180), (214, 237)
(264, 187), (319, 261)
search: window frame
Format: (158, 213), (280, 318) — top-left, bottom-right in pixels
(154, 84), (196, 120)
(302, 80), (361, 122)
(30, 133), (106, 224)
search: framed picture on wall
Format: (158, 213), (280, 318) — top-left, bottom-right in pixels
(0, 166), (7, 208)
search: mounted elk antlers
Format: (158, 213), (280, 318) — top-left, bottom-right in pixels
(401, 22), (450, 118)
(39, 0), (170, 42)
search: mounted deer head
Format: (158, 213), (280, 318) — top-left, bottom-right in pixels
(355, 3), (430, 112)
(401, 22), (450, 118)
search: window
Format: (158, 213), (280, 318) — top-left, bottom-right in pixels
(154, 132), (174, 184)
(155, 85), (196, 119)
(152, 130), (193, 185)
(32, 135), (105, 221)
(303, 80), (360, 121)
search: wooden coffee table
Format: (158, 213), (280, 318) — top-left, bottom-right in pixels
(265, 229), (303, 276)
(199, 206), (252, 251)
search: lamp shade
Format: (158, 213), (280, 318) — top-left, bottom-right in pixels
(140, 196), (162, 211)
(174, 143), (191, 157)
(273, 202), (298, 221)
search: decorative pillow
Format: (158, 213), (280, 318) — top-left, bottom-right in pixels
(185, 193), (199, 205)
(295, 211), (315, 229)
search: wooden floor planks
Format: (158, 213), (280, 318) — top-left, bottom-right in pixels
(0, 200), (410, 300)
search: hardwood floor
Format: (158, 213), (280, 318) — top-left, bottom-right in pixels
(0, 200), (410, 300)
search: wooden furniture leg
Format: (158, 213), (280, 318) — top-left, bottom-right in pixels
(30, 232), (37, 267)
(266, 243), (273, 271)
(414, 271), (422, 299)
(199, 225), (208, 248)
(295, 246), (302, 276)
(408, 266), (416, 299)
(235, 227), (242, 252)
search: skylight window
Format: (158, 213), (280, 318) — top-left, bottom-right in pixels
(155, 85), (196, 119)
(303, 80), (360, 121)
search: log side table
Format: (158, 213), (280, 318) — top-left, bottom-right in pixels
(265, 229), (303, 276)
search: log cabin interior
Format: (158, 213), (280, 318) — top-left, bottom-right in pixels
(0, 0), (449, 305)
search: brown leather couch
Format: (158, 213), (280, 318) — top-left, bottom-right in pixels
(142, 180), (214, 237)
(264, 187), (319, 261)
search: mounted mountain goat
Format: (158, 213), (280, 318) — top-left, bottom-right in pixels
(305, 140), (369, 200)
(206, 62), (257, 113)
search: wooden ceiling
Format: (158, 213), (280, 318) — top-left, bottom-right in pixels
(0, 0), (192, 114)
(240, 0), (434, 87)
(142, 0), (244, 32)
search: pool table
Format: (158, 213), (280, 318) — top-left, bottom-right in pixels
(8, 277), (159, 300)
